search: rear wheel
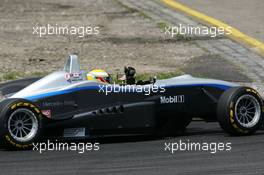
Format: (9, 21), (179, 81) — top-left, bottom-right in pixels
(217, 87), (263, 135)
(0, 99), (43, 149)
(7, 108), (39, 143)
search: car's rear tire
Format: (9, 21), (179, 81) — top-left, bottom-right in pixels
(0, 99), (43, 149)
(217, 87), (263, 135)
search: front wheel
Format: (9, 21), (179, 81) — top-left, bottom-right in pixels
(0, 99), (43, 149)
(217, 87), (263, 135)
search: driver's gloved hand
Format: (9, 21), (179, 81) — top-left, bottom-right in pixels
(124, 66), (136, 85)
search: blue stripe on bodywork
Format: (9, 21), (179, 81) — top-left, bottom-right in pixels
(165, 84), (231, 90)
(25, 83), (231, 101)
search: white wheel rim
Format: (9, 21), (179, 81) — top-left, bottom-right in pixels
(235, 94), (261, 128)
(8, 108), (39, 142)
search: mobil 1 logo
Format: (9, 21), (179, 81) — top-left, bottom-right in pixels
(160, 95), (185, 104)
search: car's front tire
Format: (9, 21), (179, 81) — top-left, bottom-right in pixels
(0, 99), (43, 149)
(217, 87), (263, 135)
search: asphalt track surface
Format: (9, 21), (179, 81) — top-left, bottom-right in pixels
(1, 121), (264, 175)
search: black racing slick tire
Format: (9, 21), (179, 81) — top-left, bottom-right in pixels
(0, 99), (43, 149)
(217, 87), (264, 136)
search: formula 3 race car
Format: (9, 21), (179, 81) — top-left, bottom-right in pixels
(0, 55), (263, 149)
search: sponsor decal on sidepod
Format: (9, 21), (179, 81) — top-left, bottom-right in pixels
(160, 95), (185, 104)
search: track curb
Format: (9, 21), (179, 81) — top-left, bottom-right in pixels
(162, 0), (264, 56)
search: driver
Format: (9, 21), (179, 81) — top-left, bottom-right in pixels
(87, 69), (111, 83)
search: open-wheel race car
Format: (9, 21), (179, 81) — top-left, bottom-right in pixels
(0, 54), (263, 149)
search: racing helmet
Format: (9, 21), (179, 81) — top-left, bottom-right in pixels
(87, 69), (111, 83)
